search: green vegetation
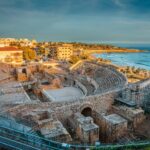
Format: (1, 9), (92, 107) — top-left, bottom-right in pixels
(37, 47), (45, 55)
(37, 41), (119, 50)
(90, 145), (150, 150)
(144, 147), (150, 150)
(69, 55), (80, 64)
(22, 47), (36, 60)
(69, 54), (88, 64)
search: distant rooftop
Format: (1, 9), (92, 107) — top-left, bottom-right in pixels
(0, 46), (22, 51)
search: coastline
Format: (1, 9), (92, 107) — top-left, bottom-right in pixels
(84, 48), (146, 54)
(90, 51), (150, 83)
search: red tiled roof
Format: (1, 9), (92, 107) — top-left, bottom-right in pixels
(0, 47), (22, 51)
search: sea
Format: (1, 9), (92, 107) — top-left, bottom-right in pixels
(94, 44), (150, 70)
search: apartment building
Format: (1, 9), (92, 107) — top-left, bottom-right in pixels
(57, 44), (73, 60)
(0, 47), (23, 64)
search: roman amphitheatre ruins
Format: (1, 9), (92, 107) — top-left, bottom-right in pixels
(0, 60), (150, 149)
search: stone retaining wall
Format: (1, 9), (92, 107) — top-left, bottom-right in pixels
(48, 90), (119, 123)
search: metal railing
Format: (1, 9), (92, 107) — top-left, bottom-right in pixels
(0, 115), (150, 150)
(0, 126), (67, 150)
(0, 125), (150, 150)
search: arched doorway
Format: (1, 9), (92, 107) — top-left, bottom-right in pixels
(22, 68), (26, 74)
(81, 107), (92, 117)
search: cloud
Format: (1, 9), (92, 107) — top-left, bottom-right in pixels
(112, 0), (127, 8)
(0, 0), (150, 43)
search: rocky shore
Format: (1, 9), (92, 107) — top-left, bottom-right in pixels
(84, 48), (144, 54)
(94, 57), (150, 83)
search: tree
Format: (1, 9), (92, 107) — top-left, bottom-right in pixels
(37, 47), (45, 55)
(22, 47), (36, 60)
(69, 55), (80, 64)
(80, 54), (88, 59)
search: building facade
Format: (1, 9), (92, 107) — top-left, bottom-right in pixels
(0, 47), (23, 64)
(57, 44), (73, 60)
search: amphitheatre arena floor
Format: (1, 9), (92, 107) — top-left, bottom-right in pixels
(42, 87), (84, 102)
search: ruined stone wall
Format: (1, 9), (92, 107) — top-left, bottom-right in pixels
(132, 113), (145, 128)
(47, 91), (119, 123)
(28, 65), (38, 73)
(74, 79), (88, 96)
(17, 73), (28, 81)
(112, 106), (145, 128)
(92, 112), (106, 142)
(106, 121), (127, 142)
(121, 79), (150, 107)
(16, 67), (32, 82)
(93, 111), (127, 142)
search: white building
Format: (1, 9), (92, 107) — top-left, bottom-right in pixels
(57, 44), (73, 60)
(0, 47), (23, 64)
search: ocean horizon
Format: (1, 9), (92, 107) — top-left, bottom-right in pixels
(94, 45), (150, 70)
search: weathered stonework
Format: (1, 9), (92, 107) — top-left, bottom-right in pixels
(48, 91), (119, 123)
(68, 113), (99, 144)
(112, 105), (145, 128)
(117, 78), (150, 108)
(93, 112), (127, 142)
(2, 61), (149, 145)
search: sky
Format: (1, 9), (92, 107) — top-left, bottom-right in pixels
(0, 0), (150, 44)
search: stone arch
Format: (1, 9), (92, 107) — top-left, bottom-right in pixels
(81, 107), (92, 117)
(79, 103), (94, 117)
(22, 68), (27, 74)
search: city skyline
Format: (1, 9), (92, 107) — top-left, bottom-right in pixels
(0, 0), (150, 44)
